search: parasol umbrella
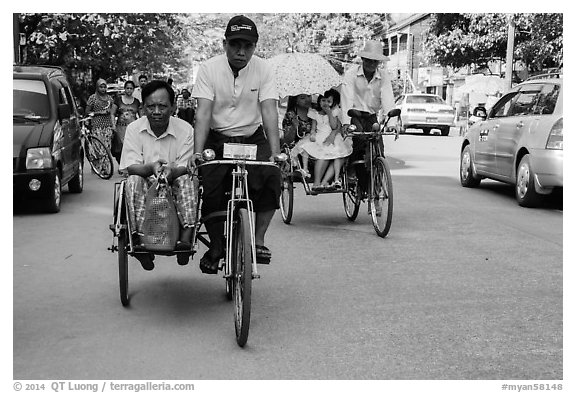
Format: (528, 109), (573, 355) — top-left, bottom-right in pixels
(268, 52), (342, 98)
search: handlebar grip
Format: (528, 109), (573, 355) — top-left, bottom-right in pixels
(273, 153), (289, 162)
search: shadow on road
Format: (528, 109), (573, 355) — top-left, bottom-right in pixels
(471, 181), (563, 211)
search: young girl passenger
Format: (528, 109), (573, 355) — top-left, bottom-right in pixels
(293, 89), (352, 190)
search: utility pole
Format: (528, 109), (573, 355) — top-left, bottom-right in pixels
(505, 16), (515, 89)
(13, 13), (20, 63)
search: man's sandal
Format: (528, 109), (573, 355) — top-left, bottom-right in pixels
(175, 241), (192, 266)
(255, 245), (272, 264)
(199, 250), (223, 274)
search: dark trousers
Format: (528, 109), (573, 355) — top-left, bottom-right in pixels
(349, 113), (378, 191)
(199, 127), (281, 254)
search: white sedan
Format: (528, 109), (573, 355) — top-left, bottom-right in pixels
(394, 93), (456, 136)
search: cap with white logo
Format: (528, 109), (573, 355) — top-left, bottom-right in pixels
(225, 15), (258, 43)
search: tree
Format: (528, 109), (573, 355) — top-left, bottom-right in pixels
(19, 13), (190, 83)
(183, 13), (391, 73)
(424, 13), (562, 73)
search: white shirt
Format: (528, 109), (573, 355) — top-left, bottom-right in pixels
(340, 64), (395, 125)
(309, 107), (341, 133)
(192, 54), (278, 137)
(133, 87), (143, 102)
(119, 116), (194, 171)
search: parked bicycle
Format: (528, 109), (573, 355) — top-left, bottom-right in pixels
(79, 116), (114, 179)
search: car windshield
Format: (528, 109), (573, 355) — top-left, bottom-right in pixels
(406, 95), (445, 105)
(13, 79), (50, 119)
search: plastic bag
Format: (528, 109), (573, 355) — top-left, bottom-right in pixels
(141, 178), (180, 251)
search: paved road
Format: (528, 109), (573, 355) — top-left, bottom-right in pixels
(13, 131), (563, 381)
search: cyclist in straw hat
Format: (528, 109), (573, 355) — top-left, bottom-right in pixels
(340, 40), (395, 196)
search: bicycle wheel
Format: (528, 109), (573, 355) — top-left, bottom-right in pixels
(232, 208), (252, 347)
(369, 157), (393, 238)
(342, 166), (361, 221)
(118, 228), (130, 307)
(86, 135), (114, 179)
(279, 161), (294, 224)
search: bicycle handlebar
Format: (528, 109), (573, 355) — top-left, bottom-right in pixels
(345, 128), (397, 137)
(343, 108), (401, 140)
(197, 159), (281, 168)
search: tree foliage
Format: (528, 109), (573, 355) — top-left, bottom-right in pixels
(183, 13), (390, 73)
(18, 12), (393, 92)
(424, 13), (563, 73)
(19, 13), (189, 83)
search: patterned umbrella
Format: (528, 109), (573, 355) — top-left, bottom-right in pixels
(268, 52), (342, 98)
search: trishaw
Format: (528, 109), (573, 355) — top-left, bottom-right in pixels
(279, 108), (401, 238)
(109, 144), (286, 347)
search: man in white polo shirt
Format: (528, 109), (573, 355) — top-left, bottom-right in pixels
(192, 15), (281, 274)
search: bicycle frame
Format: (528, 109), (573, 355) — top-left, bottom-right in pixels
(197, 159), (280, 279)
(346, 127), (389, 195)
(227, 162), (258, 278)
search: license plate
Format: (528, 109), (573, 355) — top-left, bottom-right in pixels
(223, 143), (257, 160)
(426, 117), (438, 123)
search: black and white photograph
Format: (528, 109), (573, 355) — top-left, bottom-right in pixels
(11, 7), (567, 392)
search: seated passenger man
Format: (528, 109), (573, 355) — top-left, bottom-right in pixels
(120, 80), (196, 271)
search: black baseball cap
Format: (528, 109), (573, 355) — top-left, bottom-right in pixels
(225, 15), (258, 43)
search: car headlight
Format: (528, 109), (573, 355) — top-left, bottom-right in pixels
(26, 147), (53, 169)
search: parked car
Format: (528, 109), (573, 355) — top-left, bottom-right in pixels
(459, 76), (563, 207)
(394, 93), (455, 136)
(13, 65), (84, 213)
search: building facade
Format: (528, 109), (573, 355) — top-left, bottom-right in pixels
(383, 13), (451, 101)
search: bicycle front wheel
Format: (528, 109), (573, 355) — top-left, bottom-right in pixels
(232, 208), (252, 347)
(118, 228), (130, 307)
(279, 162), (294, 224)
(86, 135), (114, 179)
(369, 157), (393, 238)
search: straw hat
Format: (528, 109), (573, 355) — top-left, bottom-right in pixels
(357, 40), (389, 61)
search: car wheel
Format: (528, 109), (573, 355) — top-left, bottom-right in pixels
(46, 171), (62, 213)
(516, 155), (542, 207)
(68, 159), (84, 193)
(460, 145), (481, 188)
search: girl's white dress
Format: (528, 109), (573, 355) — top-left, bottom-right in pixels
(292, 107), (352, 160)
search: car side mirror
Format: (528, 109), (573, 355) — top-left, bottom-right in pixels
(58, 104), (71, 120)
(387, 108), (401, 118)
(473, 106), (487, 120)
